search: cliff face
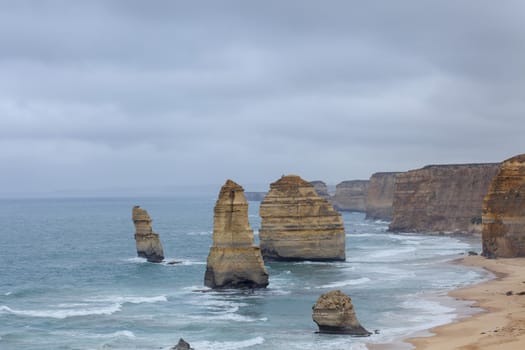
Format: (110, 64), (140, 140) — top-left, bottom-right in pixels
(365, 172), (399, 221)
(389, 163), (500, 233)
(259, 175), (346, 261)
(482, 155), (525, 258)
(132, 206), (165, 263)
(333, 180), (368, 212)
(310, 180), (331, 200)
(204, 179), (269, 289)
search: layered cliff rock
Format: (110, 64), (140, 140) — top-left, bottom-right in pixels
(389, 163), (500, 233)
(259, 175), (346, 261)
(333, 180), (368, 212)
(310, 180), (331, 200)
(365, 172), (399, 221)
(204, 180), (269, 289)
(132, 206), (165, 263)
(312, 290), (370, 336)
(482, 154), (525, 258)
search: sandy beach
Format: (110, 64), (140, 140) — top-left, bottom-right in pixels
(405, 255), (525, 350)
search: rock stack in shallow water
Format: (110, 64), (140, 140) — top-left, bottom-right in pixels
(259, 175), (346, 261)
(132, 206), (165, 263)
(482, 154), (525, 258)
(204, 179), (269, 289)
(312, 290), (371, 336)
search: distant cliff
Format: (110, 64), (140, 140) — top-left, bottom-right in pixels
(482, 154), (525, 258)
(389, 163), (500, 234)
(310, 181), (331, 200)
(365, 172), (399, 221)
(333, 180), (368, 212)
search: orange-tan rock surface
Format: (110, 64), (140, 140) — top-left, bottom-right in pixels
(482, 154), (525, 258)
(389, 163), (499, 234)
(132, 206), (165, 263)
(365, 172), (399, 221)
(204, 179), (269, 289)
(259, 175), (346, 261)
(312, 290), (370, 336)
(333, 180), (368, 212)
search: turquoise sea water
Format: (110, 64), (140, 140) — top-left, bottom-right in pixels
(0, 196), (488, 350)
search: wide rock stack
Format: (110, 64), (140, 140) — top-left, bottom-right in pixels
(333, 180), (369, 212)
(259, 175), (346, 261)
(482, 154), (525, 258)
(132, 206), (165, 263)
(312, 290), (371, 336)
(204, 179), (269, 289)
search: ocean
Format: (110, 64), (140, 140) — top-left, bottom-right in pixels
(0, 196), (489, 350)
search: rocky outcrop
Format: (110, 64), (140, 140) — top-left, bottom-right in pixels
(310, 180), (331, 200)
(204, 180), (269, 289)
(365, 172), (399, 221)
(132, 206), (164, 263)
(171, 338), (193, 350)
(312, 290), (371, 336)
(333, 180), (369, 212)
(259, 175), (346, 261)
(389, 163), (500, 234)
(482, 155), (525, 258)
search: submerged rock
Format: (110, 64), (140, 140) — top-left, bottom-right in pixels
(312, 290), (371, 336)
(171, 338), (193, 350)
(132, 206), (164, 263)
(259, 175), (346, 261)
(482, 154), (525, 258)
(204, 179), (269, 289)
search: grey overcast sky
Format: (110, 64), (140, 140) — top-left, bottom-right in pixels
(1, 0), (524, 195)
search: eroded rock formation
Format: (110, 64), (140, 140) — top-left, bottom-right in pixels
(482, 154), (525, 258)
(259, 175), (346, 261)
(389, 163), (499, 234)
(333, 180), (368, 212)
(365, 172), (399, 221)
(171, 338), (193, 350)
(132, 206), (164, 263)
(310, 180), (331, 200)
(312, 290), (371, 336)
(204, 179), (269, 289)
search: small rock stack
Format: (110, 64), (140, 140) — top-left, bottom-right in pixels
(204, 179), (269, 289)
(132, 206), (164, 263)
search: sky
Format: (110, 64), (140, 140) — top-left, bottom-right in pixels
(1, 0), (524, 196)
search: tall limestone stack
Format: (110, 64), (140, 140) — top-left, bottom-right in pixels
(312, 290), (371, 336)
(365, 172), (399, 221)
(482, 154), (525, 258)
(389, 163), (500, 234)
(259, 175), (346, 261)
(204, 179), (269, 289)
(333, 180), (369, 212)
(132, 206), (165, 263)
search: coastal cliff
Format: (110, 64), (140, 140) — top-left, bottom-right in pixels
(132, 206), (165, 263)
(333, 180), (369, 212)
(482, 154), (525, 258)
(389, 163), (500, 233)
(204, 179), (269, 288)
(259, 175), (346, 261)
(365, 172), (399, 221)
(310, 180), (331, 200)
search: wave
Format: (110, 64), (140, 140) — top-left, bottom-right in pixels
(85, 295), (167, 304)
(193, 336), (264, 350)
(186, 231), (212, 236)
(0, 304), (121, 319)
(316, 277), (371, 289)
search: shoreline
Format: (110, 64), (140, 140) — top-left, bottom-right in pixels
(405, 255), (525, 349)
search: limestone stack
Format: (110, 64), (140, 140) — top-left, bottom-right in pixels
(365, 172), (399, 221)
(312, 290), (371, 336)
(259, 175), (346, 261)
(389, 163), (500, 234)
(310, 180), (331, 200)
(333, 180), (368, 212)
(204, 179), (269, 289)
(482, 154), (525, 258)
(132, 206), (165, 263)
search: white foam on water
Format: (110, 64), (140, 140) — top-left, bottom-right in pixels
(86, 295), (167, 304)
(125, 257), (147, 263)
(186, 231), (212, 236)
(193, 336), (265, 350)
(176, 260), (207, 266)
(316, 277), (371, 289)
(4, 292), (12, 296)
(0, 304), (122, 319)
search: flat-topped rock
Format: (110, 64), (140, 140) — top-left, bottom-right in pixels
(204, 180), (269, 289)
(482, 154), (525, 258)
(312, 290), (371, 336)
(333, 180), (369, 212)
(259, 175), (346, 261)
(132, 206), (164, 263)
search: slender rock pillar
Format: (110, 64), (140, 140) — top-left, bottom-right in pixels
(132, 206), (164, 263)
